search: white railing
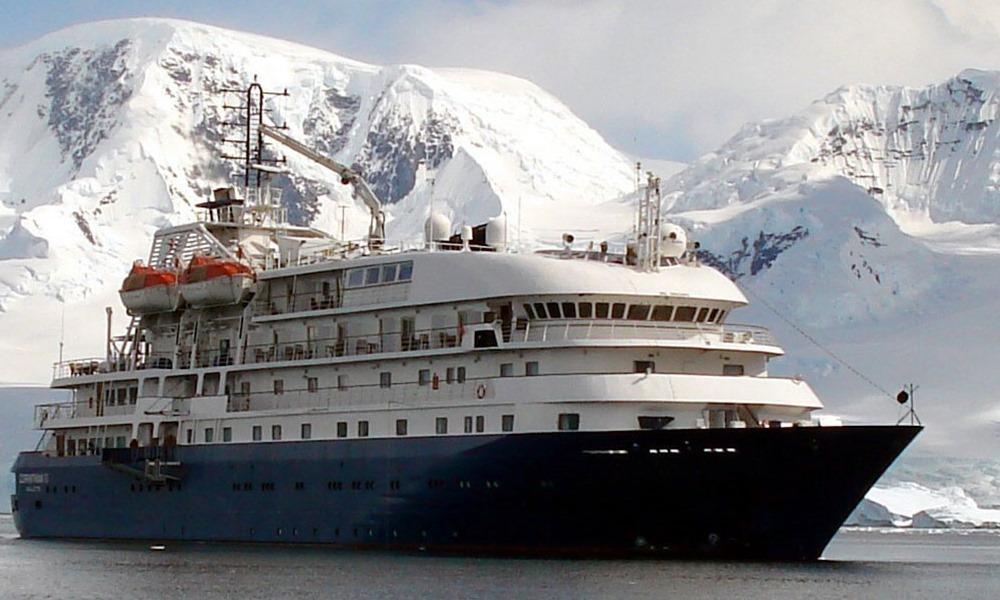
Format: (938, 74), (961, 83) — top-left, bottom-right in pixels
(513, 320), (777, 347)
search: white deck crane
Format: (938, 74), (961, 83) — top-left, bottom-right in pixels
(260, 124), (386, 249)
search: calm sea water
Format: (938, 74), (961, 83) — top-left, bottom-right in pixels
(1, 515), (998, 599)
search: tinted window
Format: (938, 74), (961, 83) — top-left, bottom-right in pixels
(475, 416), (485, 433)
(418, 369), (430, 386)
(716, 310), (727, 323)
(546, 302), (561, 319)
(561, 302), (577, 318)
(595, 302), (609, 318)
(533, 302), (548, 319)
(502, 414), (514, 432)
(348, 269), (364, 287)
(674, 306), (697, 321)
(525, 361), (539, 376)
(365, 267), (380, 285)
(524, 304), (536, 320)
(611, 303), (626, 319)
(380, 372), (392, 388)
(558, 413), (580, 431)
(696, 307), (710, 322)
(627, 304), (651, 320)
(252, 426), (262, 441)
(500, 363), (513, 377)
(357, 421), (369, 437)
(436, 417), (448, 434)
(578, 303), (592, 318)
(272, 425), (282, 441)
(395, 419), (408, 436)
(397, 261), (413, 280)
(337, 422), (347, 438)
(301, 423), (312, 439)
(708, 308), (720, 322)
(651, 305), (673, 321)
(223, 427), (232, 442)
(457, 367), (466, 383)
(381, 264), (398, 283)
(464, 416), (473, 433)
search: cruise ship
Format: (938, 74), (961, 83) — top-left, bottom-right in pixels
(10, 83), (920, 560)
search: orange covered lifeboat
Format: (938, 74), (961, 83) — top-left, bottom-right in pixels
(178, 254), (255, 307)
(119, 261), (181, 315)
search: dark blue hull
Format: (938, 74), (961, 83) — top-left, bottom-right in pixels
(11, 426), (920, 560)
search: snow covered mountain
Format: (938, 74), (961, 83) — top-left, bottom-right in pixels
(0, 18), (636, 382)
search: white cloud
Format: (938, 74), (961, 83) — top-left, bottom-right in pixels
(353, 0), (1000, 160)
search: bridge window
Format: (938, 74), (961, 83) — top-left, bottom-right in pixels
(561, 302), (577, 318)
(697, 307), (710, 322)
(611, 303), (626, 319)
(716, 310), (727, 323)
(358, 421), (369, 437)
(708, 308), (720, 322)
(347, 269), (364, 288)
(546, 302), (561, 318)
(533, 302), (548, 319)
(578, 302), (592, 318)
(523, 304), (536, 319)
(398, 261), (413, 281)
(595, 302), (609, 318)
(436, 417), (448, 434)
(337, 422), (348, 438)
(381, 263), (398, 283)
(674, 306), (697, 322)
(365, 267), (380, 285)
(651, 305), (674, 321)
(628, 304), (651, 320)
(558, 413), (580, 431)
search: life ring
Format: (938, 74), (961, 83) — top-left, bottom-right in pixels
(476, 384), (487, 399)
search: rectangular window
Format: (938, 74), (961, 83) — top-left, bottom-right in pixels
(708, 308), (720, 322)
(347, 269), (364, 288)
(397, 261), (413, 281)
(533, 302), (548, 319)
(301, 423), (312, 439)
(523, 304), (536, 320)
(307, 377), (318, 393)
(696, 307), (710, 322)
(500, 363), (513, 377)
(578, 302), (593, 318)
(365, 267), (381, 286)
(128, 387), (138, 404)
(502, 414), (514, 432)
(611, 303), (626, 319)
(240, 381), (251, 395)
(436, 417), (448, 434)
(186, 429), (193, 444)
(337, 374), (348, 391)
(252, 425), (262, 441)
(204, 428), (214, 443)
(273, 379), (284, 395)
(558, 413), (580, 431)
(674, 306), (697, 322)
(223, 427), (232, 442)
(525, 361), (539, 376)
(561, 302), (577, 318)
(627, 304), (651, 320)
(381, 263), (398, 283)
(634, 360), (655, 374)
(272, 425), (282, 441)
(651, 305), (674, 321)
(546, 302), (561, 319)
(457, 367), (466, 383)
(418, 369), (431, 386)
(337, 421), (348, 438)
(395, 419), (408, 436)
(475, 415), (485, 433)
(464, 416), (473, 433)
(380, 372), (392, 388)
(446, 367), (455, 384)
(358, 421), (369, 437)
(716, 310), (727, 323)
(595, 302), (609, 318)
(723, 364), (745, 376)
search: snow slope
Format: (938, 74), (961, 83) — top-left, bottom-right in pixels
(0, 18), (635, 383)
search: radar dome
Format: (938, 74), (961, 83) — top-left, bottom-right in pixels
(660, 223), (687, 259)
(424, 212), (452, 243)
(485, 214), (507, 251)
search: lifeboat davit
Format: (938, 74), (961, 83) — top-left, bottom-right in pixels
(179, 255), (255, 307)
(119, 261), (181, 315)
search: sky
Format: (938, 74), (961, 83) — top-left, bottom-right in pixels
(0, 0), (998, 161)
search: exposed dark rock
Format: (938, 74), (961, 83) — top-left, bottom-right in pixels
(697, 226), (809, 279)
(73, 212), (98, 246)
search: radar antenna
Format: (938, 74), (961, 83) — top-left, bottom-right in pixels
(636, 171), (662, 272)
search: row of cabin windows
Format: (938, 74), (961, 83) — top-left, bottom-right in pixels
(266, 366), (472, 395)
(101, 385), (138, 407)
(345, 261), (414, 289)
(524, 301), (726, 324)
(64, 436), (128, 456)
(187, 414), (521, 444)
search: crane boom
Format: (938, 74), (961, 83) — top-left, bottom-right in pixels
(260, 124), (385, 247)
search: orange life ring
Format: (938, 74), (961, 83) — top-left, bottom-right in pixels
(476, 384), (487, 399)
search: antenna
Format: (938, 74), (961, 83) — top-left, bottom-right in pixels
(58, 298), (65, 364)
(635, 171), (662, 272)
(896, 383), (922, 426)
